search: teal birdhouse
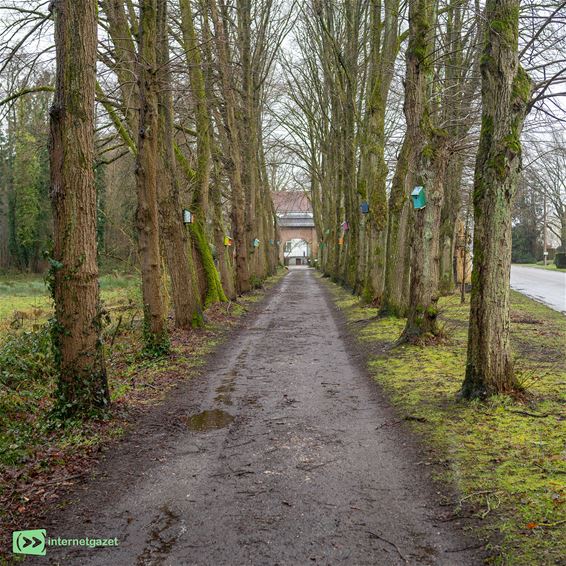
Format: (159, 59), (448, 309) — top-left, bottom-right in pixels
(360, 201), (369, 214)
(253, 238), (260, 248)
(411, 186), (426, 210)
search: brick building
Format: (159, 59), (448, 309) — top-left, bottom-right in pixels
(272, 192), (318, 266)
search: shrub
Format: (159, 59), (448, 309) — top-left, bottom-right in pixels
(555, 252), (566, 269)
(0, 324), (55, 388)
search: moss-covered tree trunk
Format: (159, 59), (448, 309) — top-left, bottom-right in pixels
(135, 0), (169, 353)
(402, 144), (448, 340)
(340, 1), (361, 290)
(359, 0), (401, 303)
(208, 0), (250, 294)
(401, 0), (448, 341)
(324, 102), (342, 280)
(461, 0), (531, 397)
(180, 0), (227, 308)
(198, 2), (237, 298)
(315, 2), (346, 283)
(0, 139), (10, 269)
(259, 140), (279, 275)
(49, 0), (109, 414)
(210, 151), (236, 299)
(155, 0), (200, 330)
(237, 0), (261, 282)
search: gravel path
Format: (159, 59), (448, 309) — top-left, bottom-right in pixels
(43, 268), (482, 565)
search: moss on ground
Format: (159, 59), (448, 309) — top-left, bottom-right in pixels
(323, 276), (565, 566)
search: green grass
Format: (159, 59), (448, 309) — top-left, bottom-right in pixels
(0, 272), (140, 328)
(0, 272), (142, 468)
(323, 277), (566, 566)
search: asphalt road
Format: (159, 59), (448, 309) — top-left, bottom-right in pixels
(510, 265), (566, 314)
(43, 269), (482, 565)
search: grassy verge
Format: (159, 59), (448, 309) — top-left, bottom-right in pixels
(0, 268), (287, 558)
(322, 276), (565, 566)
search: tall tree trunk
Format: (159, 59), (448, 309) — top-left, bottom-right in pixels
(49, 0), (109, 415)
(360, 0), (401, 303)
(136, 0), (169, 354)
(402, 144), (448, 340)
(156, 0), (199, 329)
(380, 138), (413, 316)
(198, 1), (237, 297)
(208, 0), (250, 293)
(461, 0), (531, 397)
(237, 0), (261, 281)
(211, 151), (236, 299)
(100, 0), (200, 329)
(559, 209), (566, 250)
(439, 157), (464, 295)
(401, 0), (447, 341)
(180, 0), (226, 307)
(258, 139), (278, 275)
(340, 1), (361, 290)
(0, 145), (9, 269)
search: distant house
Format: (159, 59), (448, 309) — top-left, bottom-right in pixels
(272, 191), (318, 266)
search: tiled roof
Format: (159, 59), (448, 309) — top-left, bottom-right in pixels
(278, 216), (315, 228)
(271, 191), (312, 214)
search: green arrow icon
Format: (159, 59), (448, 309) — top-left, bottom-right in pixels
(12, 529), (47, 556)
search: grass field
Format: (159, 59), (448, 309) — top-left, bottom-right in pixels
(323, 278), (565, 566)
(0, 271), (141, 329)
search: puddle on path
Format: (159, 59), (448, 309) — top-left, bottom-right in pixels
(185, 409), (235, 431)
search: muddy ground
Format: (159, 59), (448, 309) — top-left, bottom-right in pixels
(38, 268), (485, 565)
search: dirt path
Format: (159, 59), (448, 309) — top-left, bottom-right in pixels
(43, 268), (482, 565)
